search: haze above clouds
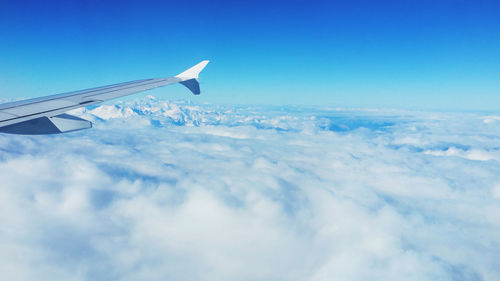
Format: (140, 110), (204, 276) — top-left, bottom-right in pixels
(0, 96), (499, 281)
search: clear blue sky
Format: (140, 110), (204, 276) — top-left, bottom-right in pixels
(0, 0), (499, 110)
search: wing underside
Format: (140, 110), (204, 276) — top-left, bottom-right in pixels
(0, 60), (209, 135)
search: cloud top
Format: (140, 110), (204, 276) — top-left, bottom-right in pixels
(0, 96), (499, 281)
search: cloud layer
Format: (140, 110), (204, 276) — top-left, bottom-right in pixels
(0, 96), (499, 281)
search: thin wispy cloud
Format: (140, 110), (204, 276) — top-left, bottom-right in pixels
(0, 96), (499, 281)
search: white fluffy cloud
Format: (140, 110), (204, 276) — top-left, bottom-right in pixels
(0, 96), (499, 281)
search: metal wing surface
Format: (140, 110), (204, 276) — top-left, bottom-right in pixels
(0, 60), (209, 135)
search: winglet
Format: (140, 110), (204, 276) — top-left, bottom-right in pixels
(175, 60), (210, 80)
(175, 60), (210, 95)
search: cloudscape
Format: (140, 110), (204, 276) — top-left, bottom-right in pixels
(0, 96), (499, 280)
(1, 1), (499, 280)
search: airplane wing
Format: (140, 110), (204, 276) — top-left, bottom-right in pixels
(0, 60), (209, 135)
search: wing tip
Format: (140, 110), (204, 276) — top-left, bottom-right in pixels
(175, 60), (210, 81)
(179, 79), (201, 95)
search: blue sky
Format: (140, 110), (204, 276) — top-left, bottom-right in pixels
(0, 0), (499, 110)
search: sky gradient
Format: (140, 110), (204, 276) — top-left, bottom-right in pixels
(0, 0), (499, 110)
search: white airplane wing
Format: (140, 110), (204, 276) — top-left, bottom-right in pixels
(0, 60), (209, 135)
